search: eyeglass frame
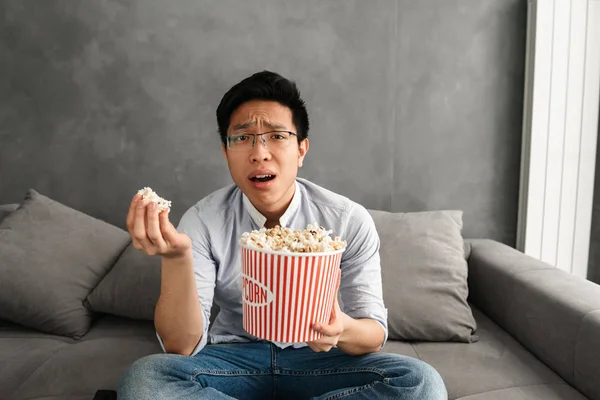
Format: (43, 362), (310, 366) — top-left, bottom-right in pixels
(225, 130), (299, 151)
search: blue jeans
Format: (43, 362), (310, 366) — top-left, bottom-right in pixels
(118, 342), (447, 399)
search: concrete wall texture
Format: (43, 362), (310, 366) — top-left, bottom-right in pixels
(0, 0), (527, 245)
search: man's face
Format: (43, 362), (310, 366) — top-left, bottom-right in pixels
(222, 100), (309, 212)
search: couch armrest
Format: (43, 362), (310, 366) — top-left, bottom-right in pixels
(466, 239), (600, 400)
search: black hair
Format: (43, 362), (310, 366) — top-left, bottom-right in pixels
(216, 70), (310, 146)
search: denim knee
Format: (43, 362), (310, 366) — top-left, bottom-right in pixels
(118, 354), (177, 400)
(410, 359), (448, 400)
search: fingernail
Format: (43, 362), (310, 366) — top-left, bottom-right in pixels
(149, 202), (156, 211)
(137, 200), (145, 208)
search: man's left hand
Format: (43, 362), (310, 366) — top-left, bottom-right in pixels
(307, 294), (345, 352)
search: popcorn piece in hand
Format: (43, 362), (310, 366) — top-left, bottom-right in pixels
(137, 187), (172, 212)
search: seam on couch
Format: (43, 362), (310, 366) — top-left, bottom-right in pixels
(409, 343), (423, 360)
(572, 308), (600, 391)
(24, 393), (95, 400)
(453, 382), (583, 399)
(0, 335), (76, 343)
(0, 334), (155, 342)
(12, 344), (71, 398)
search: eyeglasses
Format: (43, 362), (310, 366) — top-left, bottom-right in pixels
(226, 130), (298, 152)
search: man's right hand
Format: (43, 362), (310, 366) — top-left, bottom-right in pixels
(126, 193), (192, 259)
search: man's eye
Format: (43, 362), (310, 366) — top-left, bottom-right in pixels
(234, 135), (249, 142)
(269, 134), (286, 140)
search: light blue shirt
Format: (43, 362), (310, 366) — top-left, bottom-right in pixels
(157, 178), (388, 356)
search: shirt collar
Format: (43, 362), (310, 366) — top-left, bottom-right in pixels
(242, 180), (301, 228)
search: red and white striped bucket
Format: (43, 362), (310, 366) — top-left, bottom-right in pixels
(240, 245), (344, 343)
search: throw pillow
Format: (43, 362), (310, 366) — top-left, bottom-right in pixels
(86, 242), (222, 325)
(0, 190), (130, 338)
(86, 242), (161, 320)
(368, 209), (478, 343)
(0, 204), (19, 222)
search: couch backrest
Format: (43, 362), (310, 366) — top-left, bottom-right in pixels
(467, 240), (600, 400)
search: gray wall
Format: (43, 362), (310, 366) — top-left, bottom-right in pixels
(0, 0), (527, 245)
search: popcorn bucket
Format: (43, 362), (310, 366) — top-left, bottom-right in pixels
(240, 245), (344, 343)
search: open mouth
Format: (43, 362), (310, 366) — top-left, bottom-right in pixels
(250, 174), (276, 182)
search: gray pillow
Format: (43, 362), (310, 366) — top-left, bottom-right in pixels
(368, 209), (478, 343)
(86, 242), (161, 320)
(0, 190), (130, 338)
(0, 204), (19, 222)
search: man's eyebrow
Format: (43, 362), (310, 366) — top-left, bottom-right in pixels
(231, 121), (289, 132)
(263, 121), (289, 130)
(231, 121), (256, 131)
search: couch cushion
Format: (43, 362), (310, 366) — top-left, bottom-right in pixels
(368, 209), (477, 342)
(1, 315), (161, 400)
(86, 242), (161, 321)
(0, 334), (68, 400)
(1, 307), (587, 400)
(411, 307), (587, 400)
(0, 189), (131, 339)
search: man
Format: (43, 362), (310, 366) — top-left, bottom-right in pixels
(118, 71), (447, 399)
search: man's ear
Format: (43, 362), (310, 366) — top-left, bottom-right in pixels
(298, 138), (309, 168)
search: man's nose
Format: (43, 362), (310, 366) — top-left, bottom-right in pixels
(250, 136), (272, 162)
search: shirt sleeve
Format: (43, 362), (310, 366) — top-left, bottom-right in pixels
(339, 204), (389, 349)
(156, 206), (216, 356)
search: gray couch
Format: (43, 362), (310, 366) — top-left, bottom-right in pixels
(1, 200), (599, 400)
